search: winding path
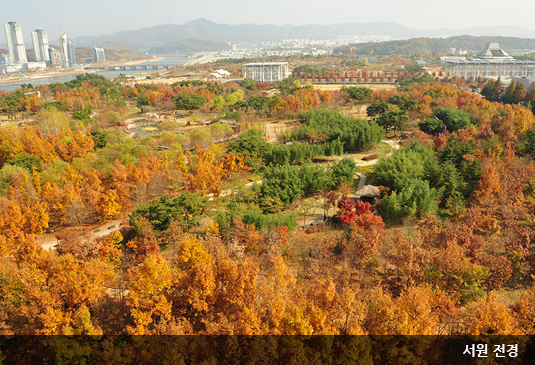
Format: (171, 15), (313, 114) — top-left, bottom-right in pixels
(355, 139), (399, 187)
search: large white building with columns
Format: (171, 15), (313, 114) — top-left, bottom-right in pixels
(242, 62), (289, 82)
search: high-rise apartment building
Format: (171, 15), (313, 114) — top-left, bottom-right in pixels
(31, 29), (50, 63)
(58, 29), (69, 67)
(3, 21), (27, 63)
(58, 27), (76, 68)
(93, 46), (105, 62)
(67, 39), (76, 67)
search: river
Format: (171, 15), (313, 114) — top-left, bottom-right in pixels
(0, 56), (189, 92)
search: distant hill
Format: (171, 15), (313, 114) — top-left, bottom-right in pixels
(71, 19), (535, 51)
(425, 25), (535, 39)
(149, 38), (231, 54)
(333, 35), (535, 56)
(72, 19), (418, 48)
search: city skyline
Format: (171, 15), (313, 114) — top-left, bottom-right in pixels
(1, 0), (535, 40)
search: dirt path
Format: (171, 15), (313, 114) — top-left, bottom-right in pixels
(264, 121), (292, 143)
(36, 218), (125, 251)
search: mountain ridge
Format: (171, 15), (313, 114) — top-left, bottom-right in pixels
(70, 19), (535, 50)
(334, 35), (535, 55)
(2, 19), (534, 54)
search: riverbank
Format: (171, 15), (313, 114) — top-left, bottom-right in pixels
(0, 56), (167, 85)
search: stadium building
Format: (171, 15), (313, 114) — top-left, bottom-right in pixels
(444, 43), (535, 78)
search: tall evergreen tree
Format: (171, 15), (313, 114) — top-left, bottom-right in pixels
(502, 80), (516, 104)
(513, 81), (527, 103)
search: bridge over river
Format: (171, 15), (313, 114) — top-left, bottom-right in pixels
(106, 64), (176, 71)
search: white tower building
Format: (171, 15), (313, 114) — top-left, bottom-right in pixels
(3, 21), (27, 63)
(59, 27), (69, 68)
(31, 29), (50, 63)
(93, 46), (105, 62)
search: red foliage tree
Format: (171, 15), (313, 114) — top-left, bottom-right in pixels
(354, 200), (373, 216)
(336, 195), (356, 224)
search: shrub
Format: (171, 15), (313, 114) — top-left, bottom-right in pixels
(174, 94), (207, 110)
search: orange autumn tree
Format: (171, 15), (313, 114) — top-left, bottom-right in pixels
(178, 234), (262, 334)
(464, 293), (518, 335)
(0, 252), (113, 334)
(5, 173), (49, 236)
(127, 254), (173, 335)
(170, 235), (216, 328)
(476, 158), (501, 199)
(49, 128), (95, 162)
(184, 145), (249, 196)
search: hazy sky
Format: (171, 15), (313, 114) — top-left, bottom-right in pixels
(2, 0), (535, 40)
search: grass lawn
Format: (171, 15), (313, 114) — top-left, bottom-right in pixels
(317, 142), (391, 164)
(347, 142), (391, 162)
(126, 111), (143, 119)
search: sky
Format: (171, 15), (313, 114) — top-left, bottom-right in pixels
(2, 0), (535, 42)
